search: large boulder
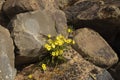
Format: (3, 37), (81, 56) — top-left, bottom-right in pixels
(64, 0), (120, 54)
(10, 10), (57, 65)
(15, 47), (114, 80)
(73, 28), (118, 68)
(10, 10), (67, 65)
(3, 0), (40, 18)
(3, 0), (68, 37)
(0, 25), (16, 80)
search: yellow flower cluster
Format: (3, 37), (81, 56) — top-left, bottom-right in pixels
(51, 49), (63, 57)
(44, 34), (75, 57)
(42, 63), (47, 71)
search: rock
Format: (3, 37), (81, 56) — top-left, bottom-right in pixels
(64, 0), (120, 58)
(0, 25), (16, 80)
(65, 0), (120, 22)
(56, 0), (79, 9)
(15, 47), (114, 80)
(37, 0), (58, 10)
(10, 10), (58, 65)
(0, 0), (8, 27)
(73, 28), (118, 68)
(51, 10), (68, 37)
(3, 0), (40, 18)
(37, 0), (68, 37)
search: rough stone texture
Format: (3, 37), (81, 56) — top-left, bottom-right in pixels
(37, 0), (68, 37)
(0, 25), (16, 80)
(65, 0), (120, 22)
(37, 0), (58, 10)
(10, 10), (59, 65)
(15, 47), (114, 80)
(51, 10), (68, 37)
(56, 0), (79, 9)
(0, 0), (9, 27)
(3, 0), (40, 18)
(3, 0), (68, 37)
(73, 28), (118, 68)
(64, 0), (120, 55)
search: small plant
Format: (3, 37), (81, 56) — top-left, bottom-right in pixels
(40, 28), (75, 71)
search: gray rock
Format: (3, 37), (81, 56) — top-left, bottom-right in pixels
(3, 0), (40, 18)
(52, 10), (68, 37)
(73, 28), (118, 68)
(37, 0), (68, 37)
(10, 10), (67, 65)
(0, 25), (16, 80)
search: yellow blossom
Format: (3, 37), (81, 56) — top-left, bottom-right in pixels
(42, 63), (47, 71)
(44, 44), (51, 51)
(59, 50), (63, 55)
(47, 34), (51, 38)
(72, 40), (75, 44)
(56, 36), (60, 40)
(55, 50), (59, 56)
(28, 74), (33, 79)
(51, 43), (55, 48)
(54, 41), (59, 45)
(58, 40), (64, 46)
(67, 28), (73, 33)
(51, 52), (56, 57)
(48, 39), (53, 44)
(66, 39), (72, 43)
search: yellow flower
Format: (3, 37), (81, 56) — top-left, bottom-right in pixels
(66, 39), (72, 43)
(48, 39), (53, 44)
(42, 63), (47, 71)
(28, 74), (33, 79)
(51, 43), (55, 48)
(47, 34), (51, 38)
(67, 28), (73, 33)
(55, 50), (59, 56)
(59, 50), (63, 55)
(56, 36), (60, 40)
(54, 41), (59, 45)
(72, 40), (75, 44)
(44, 44), (51, 51)
(51, 52), (56, 57)
(58, 40), (64, 46)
